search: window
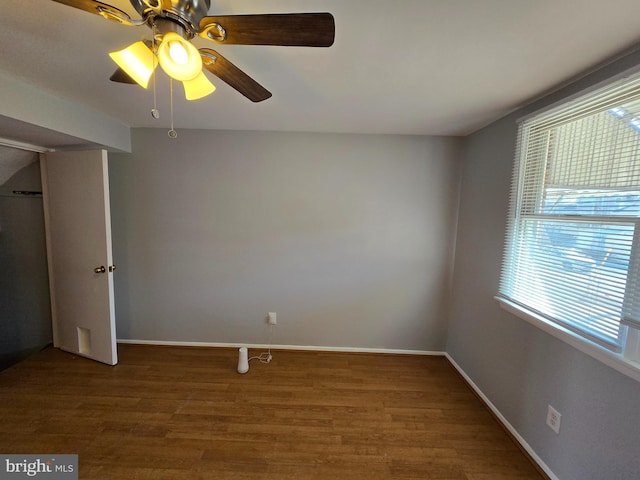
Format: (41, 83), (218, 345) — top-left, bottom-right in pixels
(498, 71), (640, 360)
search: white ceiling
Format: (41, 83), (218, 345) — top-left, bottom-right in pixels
(2, 0), (640, 144)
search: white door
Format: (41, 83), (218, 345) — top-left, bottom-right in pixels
(41, 150), (117, 365)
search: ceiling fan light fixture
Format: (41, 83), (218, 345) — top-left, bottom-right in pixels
(108, 41), (157, 88)
(157, 32), (202, 81)
(182, 71), (216, 100)
(54, 0), (335, 104)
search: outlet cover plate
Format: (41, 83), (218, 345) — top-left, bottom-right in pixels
(546, 405), (561, 434)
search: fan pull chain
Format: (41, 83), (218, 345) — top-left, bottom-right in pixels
(168, 79), (177, 138)
(151, 77), (159, 119)
(150, 23), (159, 119)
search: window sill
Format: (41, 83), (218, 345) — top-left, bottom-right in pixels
(494, 296), (640, 383)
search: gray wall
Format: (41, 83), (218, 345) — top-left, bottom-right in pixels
(109, 129), (461, 351)
(448, 51), (640, 479)
(0, 147), (52, 370)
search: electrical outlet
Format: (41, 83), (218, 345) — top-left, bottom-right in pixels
(546, 405), (561, 434)
(267, 312), (277, 325)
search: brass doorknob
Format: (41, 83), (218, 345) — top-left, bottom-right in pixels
(94, 266), (106, 274)
(109, 265), (117, 272)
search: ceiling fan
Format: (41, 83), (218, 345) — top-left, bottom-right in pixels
(51, 0), (335, 103)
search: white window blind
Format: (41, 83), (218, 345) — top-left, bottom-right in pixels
(499, 72), (640, 352)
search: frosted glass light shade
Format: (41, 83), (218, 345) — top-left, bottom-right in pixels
(109, 41), (157, 88)
(182, 72), (216, 100)
(157, 32), (202, 81)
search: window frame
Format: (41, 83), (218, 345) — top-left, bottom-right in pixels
(496, 67), (640, 383)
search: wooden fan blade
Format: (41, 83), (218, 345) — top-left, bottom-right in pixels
(50, 0), (133, 23)
(200, 49), (272, 102)
(109, 68), (138, 84)
(199, 13), (335, 47)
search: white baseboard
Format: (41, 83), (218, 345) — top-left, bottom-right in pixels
(117, 338), (444, 357)
(444, 353), (559, 480)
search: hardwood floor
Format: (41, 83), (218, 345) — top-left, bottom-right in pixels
(0, 345), (545, 479)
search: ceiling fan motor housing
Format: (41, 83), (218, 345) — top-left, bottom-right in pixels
(130, 0), (211, 38)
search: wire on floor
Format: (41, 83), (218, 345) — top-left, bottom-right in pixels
(248, 323), (274, 364)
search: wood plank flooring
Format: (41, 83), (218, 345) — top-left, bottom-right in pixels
(0, 345), (545, 479)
